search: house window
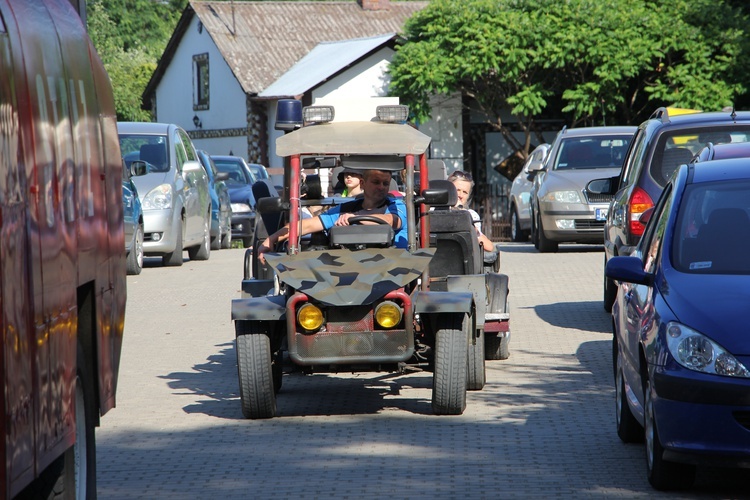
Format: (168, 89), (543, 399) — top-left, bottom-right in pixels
(193, 53), (209, 110)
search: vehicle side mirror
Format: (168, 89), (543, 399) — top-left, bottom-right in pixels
(586, 176), (618, 196)
(215, 172), (230, 182)
(605, 256), (653, 286)
(256, 196), (289, 214)
(130, 160), (147, 177)
(420, 187), (451, 206)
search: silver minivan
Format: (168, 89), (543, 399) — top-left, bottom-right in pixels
(118, 122), (212, 266)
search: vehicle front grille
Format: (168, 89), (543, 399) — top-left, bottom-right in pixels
(585, 193), (614, 204)
(574, 220), (606, 230)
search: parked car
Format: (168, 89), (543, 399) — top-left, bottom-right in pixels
(123, 160), (146, 275)
(197, 150), (232, 250)
(529, 126), (637, 252)
(589, 107), (750, 312)
(606, 158), (750, 491)
(247, 163), (270, 182)
(692, 140), (750, 163)
(509, 143), (550, 242)
(118, 122), (212, 266)
(211, 155), (257, 248)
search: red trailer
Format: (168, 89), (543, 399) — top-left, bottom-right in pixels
(0, 0), (126, 497)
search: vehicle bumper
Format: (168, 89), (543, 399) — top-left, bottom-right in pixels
(539, 203), (608, 243)
(143, 209), (179, 254)
(231, 212), (255, 240)
(652, 365), (750, 467)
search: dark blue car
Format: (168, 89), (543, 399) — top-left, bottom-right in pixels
(211, 155), (257, 248)
(606, 158), (750, 490)
(197, 150), (232, 250)
(123, 160), (146, 274)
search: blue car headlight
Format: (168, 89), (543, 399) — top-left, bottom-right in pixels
(142, 184), (173, 210)
(666, 322), (750, 378)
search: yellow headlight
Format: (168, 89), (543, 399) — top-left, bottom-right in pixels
(375, 301), (402, 328)
(298, 303), (324, 331)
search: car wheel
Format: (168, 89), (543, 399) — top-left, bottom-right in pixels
(126, 223), (144, 275)
(221, 229), (232, 249)
(235, 321), (276, 419)
(272, 349), (283, 395)
(467, 328), (485, 391)
(536, 211), (558, 253)
(530, 207), (538, 247)
(614, 339), (642, 443)
(485, 333), (510, 360)
(604, 254), (617, 312)
(242, 236), (253, 249)
(432, 313), (468, 415)
(189, 214), (211, 261)
(211, 231), (221, 251)
(644, 377), (695, 490)
(162, 220), (183, 267)
(510, 207), (527, 242)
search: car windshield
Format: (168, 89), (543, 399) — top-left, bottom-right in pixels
(249, 164), (269, 180)
(214, 159), (250, 186)
(673, 179), (750, 274)
(119, 135), (169, 173)
(650, 127), (750, 186)
(553, 135), (632, 170)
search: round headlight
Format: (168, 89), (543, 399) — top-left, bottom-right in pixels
(297, 303), (323, 331)
(375, 301), (402, 329)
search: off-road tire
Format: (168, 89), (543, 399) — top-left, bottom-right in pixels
(163, 221), (184, 266)
(236, 321), (276, 419)
(432, 313), (469, 415)
(467, 329), (486, 390)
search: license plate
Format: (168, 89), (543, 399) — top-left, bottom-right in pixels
(595, 208), (608, 221)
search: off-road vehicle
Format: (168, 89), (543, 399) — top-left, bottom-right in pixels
(232, 100), (510, 419)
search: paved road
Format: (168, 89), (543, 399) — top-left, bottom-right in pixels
(96, 244), (749, 499)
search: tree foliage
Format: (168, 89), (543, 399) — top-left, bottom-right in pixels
(389, 0), (750, 178)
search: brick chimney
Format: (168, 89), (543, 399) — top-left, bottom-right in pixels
(358, 0), (390, 10)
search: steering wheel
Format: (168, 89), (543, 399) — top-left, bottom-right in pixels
(347, 215), (389, 225)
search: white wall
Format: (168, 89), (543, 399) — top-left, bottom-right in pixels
(155, 16), (248, 157)
(419, 94), (463, 174)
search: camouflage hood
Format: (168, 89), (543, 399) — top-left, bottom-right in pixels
(265, 248), (435, 306)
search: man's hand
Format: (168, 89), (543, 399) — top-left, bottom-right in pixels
(257, 237), (272, 264)
(334, 213), (354, 226)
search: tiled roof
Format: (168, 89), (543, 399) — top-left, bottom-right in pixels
(192, 1), (426, 96)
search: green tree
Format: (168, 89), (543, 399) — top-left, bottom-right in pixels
(389, 0), (749, 179)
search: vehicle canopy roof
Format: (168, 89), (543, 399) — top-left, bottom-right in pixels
(276, 121), (431, 160)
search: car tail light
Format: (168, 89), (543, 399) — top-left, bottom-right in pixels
(628, 187), (654, 237)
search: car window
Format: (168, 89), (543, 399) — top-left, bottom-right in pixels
(552, 135), (633, 170)
(649, 126), (750, 187)
(674, 179), (750, 274)
(620, 129), (646, 188)
(173, 131), (188, 169)
(214, 159), (249, 185)
(119, 134), (169, 173)
(178, 129), (197, 161)
(639, 183), (673, 274)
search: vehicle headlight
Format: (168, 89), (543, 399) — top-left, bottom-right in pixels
(142, 184), (172, 210)
(374, 301), (402, 328)
(297, 303), (324, 331)
(231, 202), (253, 213)
(543, 190), (582, 204)
(666, 322), (750, 378)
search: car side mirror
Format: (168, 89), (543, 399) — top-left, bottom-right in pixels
(130, 160), (147, 177)
(586, 176), (618, 196)
(256, 196), (289, 214)
(215, 172), (230, 182)
(420, 186), (451, 206)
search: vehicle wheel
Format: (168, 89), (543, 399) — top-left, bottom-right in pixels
(211, 232), (221, 251)
(221, 229), (232, 249)
(235, 321), (276, 419)
(432, 313), (469, 415)
(530, 207), (538, 247)
(485, 333), (510, 360)
(162, 220), (184, 267)
(615, 342), (642, 443)
(604, 254), (617, 312)
(536, 211), (558, 253)
(644, 378), (695, 490)
(272, 349), (283, 394)
(68, 364), (97, 498)
(467, 328), (486, 390)
(126, 223), (144, 275)
(189, 215), (211, 261)
(242, 236), (253, 249)
(510, 207), (527, 242)
(244, 248), (253, 280)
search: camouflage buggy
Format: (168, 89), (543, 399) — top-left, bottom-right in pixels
(231, 101), (510, 419)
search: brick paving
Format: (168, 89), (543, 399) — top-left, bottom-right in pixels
(96, 245), (749, 499)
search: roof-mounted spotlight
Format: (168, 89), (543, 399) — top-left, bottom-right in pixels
(302, 105), (335, 125)
(376, 105), (409, 124)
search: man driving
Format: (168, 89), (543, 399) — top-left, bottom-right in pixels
(258, 169), (407, 263)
